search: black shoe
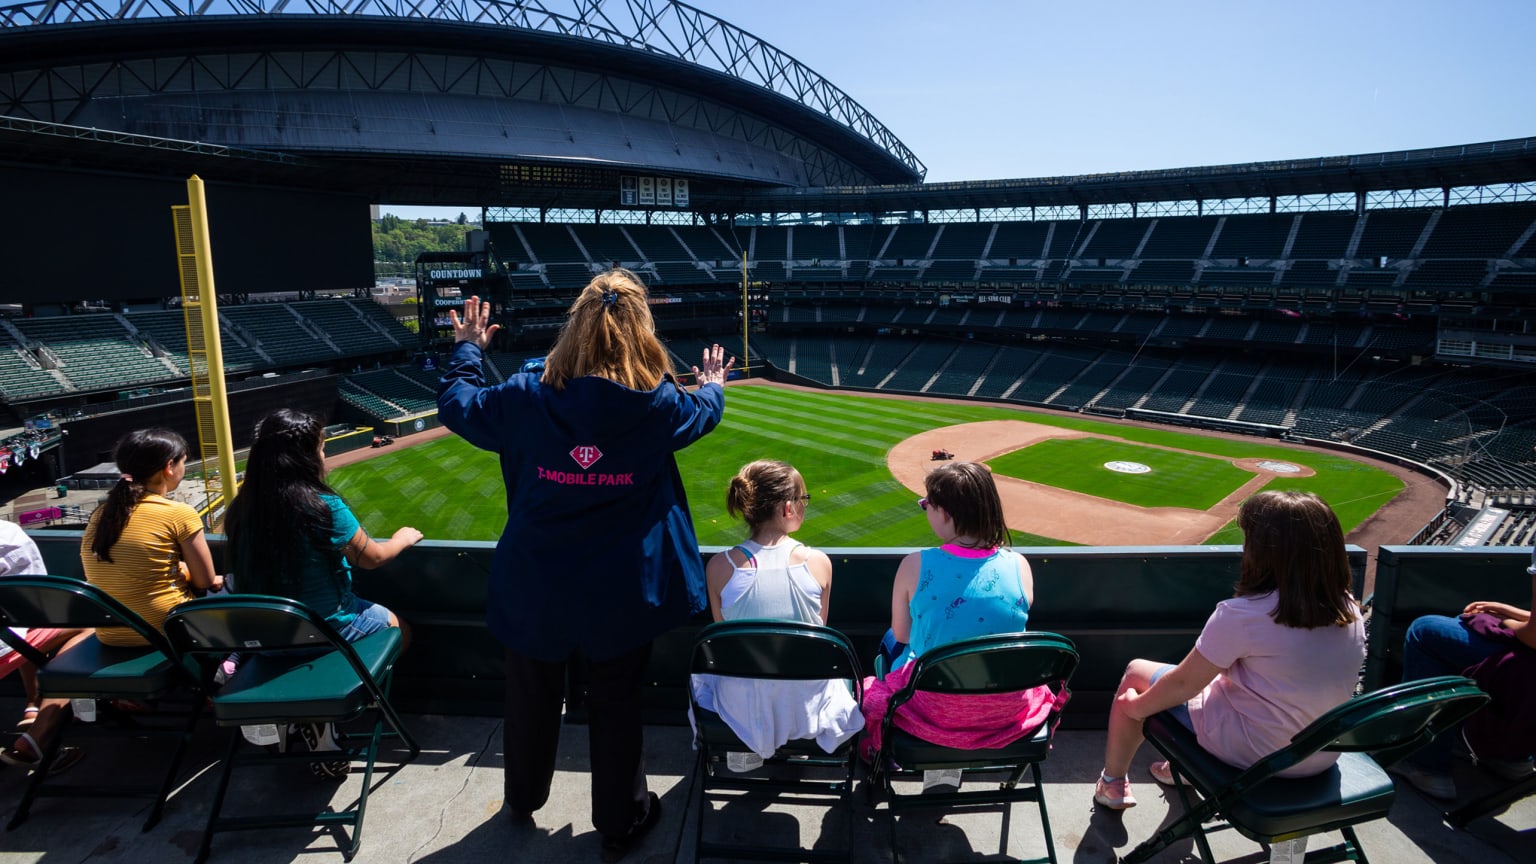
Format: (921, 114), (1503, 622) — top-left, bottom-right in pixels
(599, 792), (661, 863)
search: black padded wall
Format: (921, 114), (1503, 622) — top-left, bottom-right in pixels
(0, 165), (372, 304)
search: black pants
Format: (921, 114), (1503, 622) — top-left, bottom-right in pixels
(503, 642), (652, 838)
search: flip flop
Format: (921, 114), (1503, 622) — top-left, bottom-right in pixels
(0, 732), (85, 775)
(15, 705), (39, 731)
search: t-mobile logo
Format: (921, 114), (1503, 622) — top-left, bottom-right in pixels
(570, 445), (603, 469)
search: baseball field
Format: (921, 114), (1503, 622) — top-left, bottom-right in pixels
(327, 381), (1417, 549)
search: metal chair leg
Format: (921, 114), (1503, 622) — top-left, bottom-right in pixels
(1446, 773), (1536, 829)
(5, 726), (64, 831)
(144, 698), (205, 832)
(194, 729), (243, 864)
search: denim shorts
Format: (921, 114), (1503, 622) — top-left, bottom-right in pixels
(1149, 663), (1195, 730)
(333, 597), (395, 643)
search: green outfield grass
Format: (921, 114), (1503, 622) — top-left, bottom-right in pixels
(328, 383), (1405, 548)
(986, 439), (1252, 510)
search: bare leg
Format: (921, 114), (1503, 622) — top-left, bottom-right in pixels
(1103, 658), (1164, 778)
(17, 628), (88, 707)
(14, 630), (93, 758)
(385, 611), (412, 651)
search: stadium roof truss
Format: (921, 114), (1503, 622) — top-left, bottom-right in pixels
(0, 0), (925, 196)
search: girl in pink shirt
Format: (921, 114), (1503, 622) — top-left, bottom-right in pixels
(1094, 490), (1365, 809)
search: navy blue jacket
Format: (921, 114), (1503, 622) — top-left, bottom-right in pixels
(437, 341), (724, 661)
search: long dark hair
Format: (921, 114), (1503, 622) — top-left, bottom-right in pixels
(1235, 490), (1357, 629)
(89, 428), (188, 563)
(224, 409), (340, 597)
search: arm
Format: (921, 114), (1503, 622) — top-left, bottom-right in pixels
(890, 552), (920, 645)
(668, 345), (734, 448)
(343, 526), (424, 570)
(1015, 553), (1034, 607)
(1119, 647), (1224, 722)
(1502, 570), (1536, 651)
(436, 297), (510, 453)
(705, 551), (734, 623)
(1462, 600), (1531, 623)
(805, 548), (834, 624)
(437, 342), (506, 453)
(179, 530), (221, 592)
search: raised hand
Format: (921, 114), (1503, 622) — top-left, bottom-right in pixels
(449, 296), (500, 349)
(692, 343), (736, 388)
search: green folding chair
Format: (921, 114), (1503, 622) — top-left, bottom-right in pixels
(163, 594), (420, 863)
(1124, 676), (1491, 864)
(0, 574), (203, 832)
(868, 632), (1078, 864)
(1445, 770), (1536, 829)
(689, 620), (865, 863)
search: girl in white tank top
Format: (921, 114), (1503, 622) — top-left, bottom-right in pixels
(690, 460), (863, 758)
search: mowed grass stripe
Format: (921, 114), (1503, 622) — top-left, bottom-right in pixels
(737, 384), (1006, 427)
(988, 439), (1252, 510)
(716, 399), (909, 456)
(732, 388), (941, 437)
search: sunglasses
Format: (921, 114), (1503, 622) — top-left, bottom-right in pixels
(794, 494), (812, 502)
(918, 497), (930, 511)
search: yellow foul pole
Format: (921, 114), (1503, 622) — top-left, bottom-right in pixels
(740, 250), (749, 379)
(173, 176), (239, 526)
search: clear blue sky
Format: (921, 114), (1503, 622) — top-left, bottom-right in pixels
(383, 0), (1535, 218)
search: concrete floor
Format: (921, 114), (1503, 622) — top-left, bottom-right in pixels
(0, 699), (1530, 864)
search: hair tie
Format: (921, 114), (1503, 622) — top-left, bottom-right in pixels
(601, 289), (619, 307)
(119, 474), (134, 482)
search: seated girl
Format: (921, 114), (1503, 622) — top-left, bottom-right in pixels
(223, 409), (422, 777)
(1390, 548), (1536, 800)
(1094, 490), (1366, 810)
(690, 460), (862, 759)
(224, 409), (422, 640)
(860, 461), (1062, 761)
(81, 428), (221, 642)
(0, 519), (91, 772)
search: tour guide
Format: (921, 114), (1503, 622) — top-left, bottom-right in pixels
(436, 270), (733, 862)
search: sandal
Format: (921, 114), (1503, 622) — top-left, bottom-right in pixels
(15, 705), (39, 731)
(0, 732), (85, 775)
